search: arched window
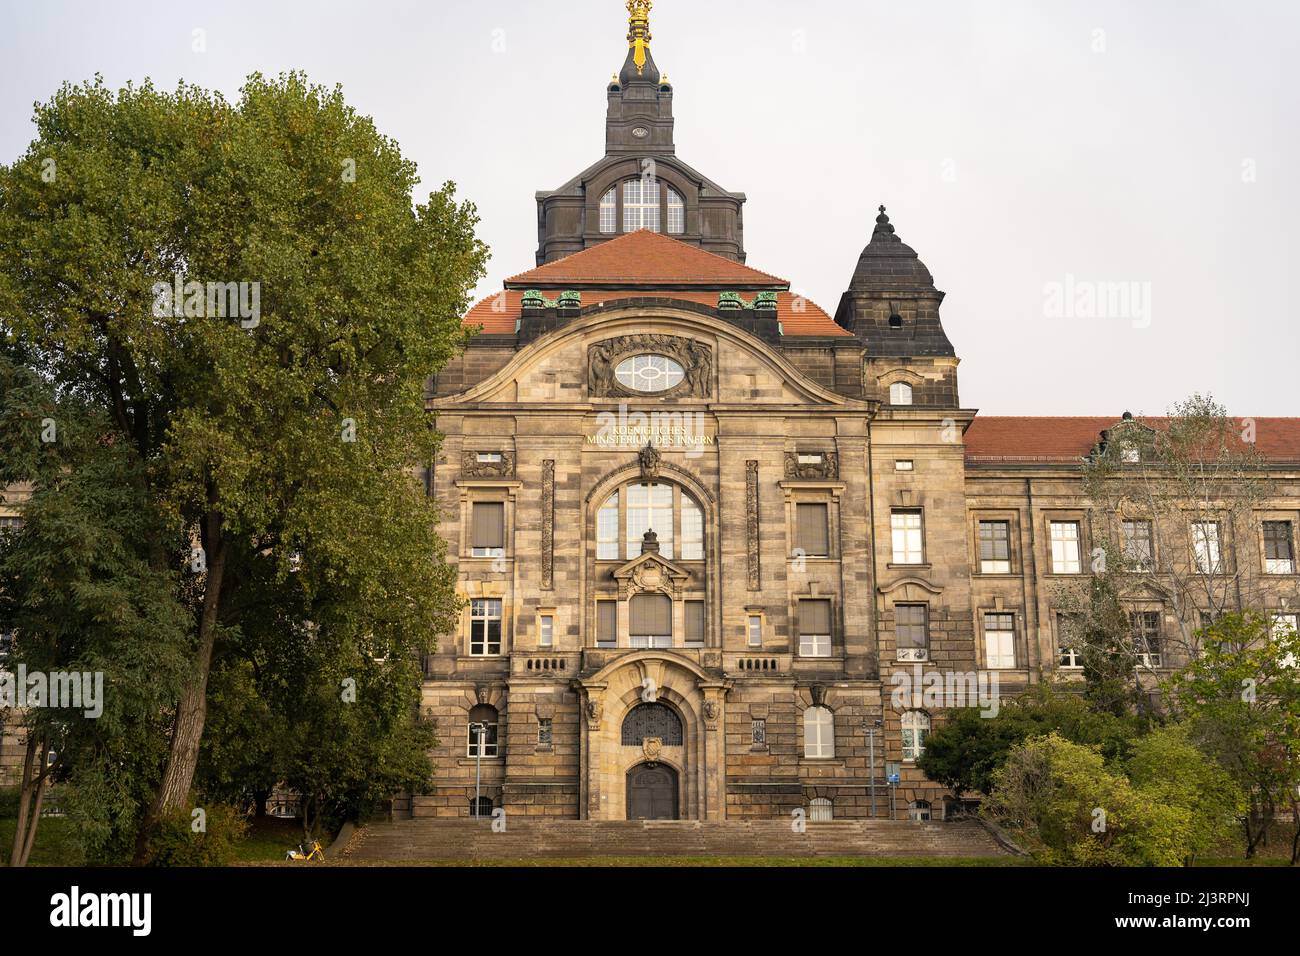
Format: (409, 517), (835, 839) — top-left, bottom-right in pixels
(809, 797), (833, 821)
(666, 186), (685, 234)
(467, 704), (499, 758)
(596, 481), (705, 561)
(621, 701), (683, 745)
(623, 178), (660, 232)
(889, 382), (913, 406)
(599, 187), (617, 233)
(470, 796), (494, 818)
(908, 800), (932, 822)
(803, 706), (834, 758)
(901, 711), (930, 761)
(629, 593), (672, 648)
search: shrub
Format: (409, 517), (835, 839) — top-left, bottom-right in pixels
(141, 803), (248, 867)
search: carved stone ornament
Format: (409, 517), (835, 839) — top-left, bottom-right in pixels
(784, 451), (839, 480)
(631, 561), (667, 592)
(638, 441), (661, 479)
(703, 700), (720, 723)
(642, 736), (663, 762)
(462, 450), (516, 478)
(588, 334), (713, 398)
(585, 699), (603, 725)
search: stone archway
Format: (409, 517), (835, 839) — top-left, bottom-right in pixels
(574, 650), (730, 821)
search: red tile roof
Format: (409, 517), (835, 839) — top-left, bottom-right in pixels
(505, 230), (788, 287)
(463, 288), (851, 337)
(965, 416), (1300, 463)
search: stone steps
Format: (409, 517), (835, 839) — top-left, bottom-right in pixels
(343, 818), (1006, 861)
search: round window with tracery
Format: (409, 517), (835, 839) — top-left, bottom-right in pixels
(615, 354), (684, 393)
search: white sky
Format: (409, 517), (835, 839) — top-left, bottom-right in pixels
(2, 0), (1296, 414)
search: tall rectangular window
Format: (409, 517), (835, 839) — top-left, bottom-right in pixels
(1121, 519), (1153, 570)
(747, 614), (763, 647)
(685, 600), (705, 648)
(622, 178), (660, 232)
(978, 520), (1010, 573)
(539, 614), (554, 648)
(891, 510), (924, 564)
(1130, 611), (1162, 667)
(895, 604), (928, 661)
(627, 483), (673, 559)
(983, 612), (1016, 669)
(596, 600), (617, 648)
(1057, 613), (1083, 669)
(680, 498), (704, 560)
(797, 599), (832, 658)
(469, 599), (502, 656)
(1264, 520), (1295, 574)
(1049, 521), (1081, 574)
(470, 502), (505, 557)
(1192, 520), (1221, 574)
(795, 503), (830, 557)
(630, 593), (672, 649)
(751, 719), (767, 747)
(537, 718), (553, 746)
(597, 491), (619, 560)
(598, 187), (617, 233)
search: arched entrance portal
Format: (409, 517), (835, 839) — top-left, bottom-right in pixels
(627, 763), (679, 820)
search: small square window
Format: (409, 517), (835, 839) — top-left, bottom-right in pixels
(476, 452), (503, 464)
(895, 460), (914, 472)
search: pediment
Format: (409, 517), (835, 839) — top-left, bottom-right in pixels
(612, 550), (690, 590)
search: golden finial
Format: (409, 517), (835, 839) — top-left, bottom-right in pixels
(627, 0), (653, 75)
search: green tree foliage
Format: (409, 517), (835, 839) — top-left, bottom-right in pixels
(0, 72), (486, 860)
(985, 733), (1204, 866)
(1167, 612), (1300, 862)
(916, 685), (1138, 799)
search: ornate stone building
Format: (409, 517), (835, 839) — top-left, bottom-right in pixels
(413, 3), (1300, 822)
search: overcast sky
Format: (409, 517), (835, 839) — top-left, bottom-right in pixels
(2, 0), (1296, 415)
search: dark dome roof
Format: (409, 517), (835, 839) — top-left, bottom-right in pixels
(619, 45), (660, 86)
(848, 206), (936, 292)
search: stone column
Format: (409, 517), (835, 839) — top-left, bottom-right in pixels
(698, 680), (731, 820)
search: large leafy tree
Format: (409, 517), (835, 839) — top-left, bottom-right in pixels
(0, 72), (486, 855)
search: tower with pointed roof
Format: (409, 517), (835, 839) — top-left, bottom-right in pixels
(534, 0), (747, 265)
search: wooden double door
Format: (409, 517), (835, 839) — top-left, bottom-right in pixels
(626, 764), (679, 820)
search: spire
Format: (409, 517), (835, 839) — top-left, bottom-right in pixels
(628, 0), (652, 73)
(872, 205), (899, 243)
(619, 0), (660, 85)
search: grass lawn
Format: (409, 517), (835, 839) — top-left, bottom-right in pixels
(0, 814), (83, 866)
(317, 855), (1024, 867)
(231, 816), (309, 863)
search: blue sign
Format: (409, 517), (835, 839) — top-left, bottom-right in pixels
(888, 773), (900, 785)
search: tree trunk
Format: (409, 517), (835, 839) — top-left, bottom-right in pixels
(10, 737), (49, 868)
(134, 520), (226, 863)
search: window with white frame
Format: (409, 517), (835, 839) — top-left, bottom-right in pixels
(680, 496), (704, 560)
(908, 800), (932, 821)
(747, 614), (763, 647)
(895, 459), (914, 472)
(901, 711), (929, 761)
(895, 603), (928, 661)
(469, 599), (503, 656)
(803, 706), (834, 758)
(978, 520), (1011, 573)
(470, 501), (505, 558)
(889, 382), (913, 406)
(597, 491), (620, 560)
(539, 614), (554, 648)
(1192, 520), (1221, 574)
(1057, 612), (1083, 669)
(622, 177), (660, 232)
(467, 704), (499, 757)
(808, 797), (833, 821)
(666, 186), (685, 234)
(891, 509), (924, 564)
(1121, 519), (1153, 571)
(599, 186), (617, 233)
(797, 599), (832, 657)
(1264, 520), (1295, 574)
(1130, 611), (1162, 667)
(984, 612), (1016, 669)
(1049, 520), (1081, 574)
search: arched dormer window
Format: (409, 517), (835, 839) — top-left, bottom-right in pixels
(595, 481), (704, 561)
(803, 706), (835, 758)
(623, 178), (660, 232)
(889, 382), (914, 406)
(666, 186), (685, 234)
(599, 187), (617, 233)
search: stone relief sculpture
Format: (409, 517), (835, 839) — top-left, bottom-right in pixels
(784, 450), (839, 480)
(588, 334), (712, 398)
(462, 450), (516, 478)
